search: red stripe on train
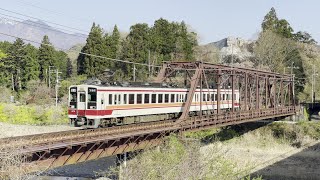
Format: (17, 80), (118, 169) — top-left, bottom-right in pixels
(68, 103), (240, 117)
(68, 109), (113, 116)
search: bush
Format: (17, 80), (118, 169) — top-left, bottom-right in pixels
(104, 135), (251, 180)
(0, 103), (68, 125)
(25, 81), (53, 105)
(0, 86), (13, 103)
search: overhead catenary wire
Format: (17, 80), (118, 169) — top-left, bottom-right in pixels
(0, 14), (87, 39)
(12, 0), (94, 24)
(0, 31), (161, 68)
(0, 7), (89, 34)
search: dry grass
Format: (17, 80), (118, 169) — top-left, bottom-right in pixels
(107, 122), (320, 180)
(0, 143), (44, 180)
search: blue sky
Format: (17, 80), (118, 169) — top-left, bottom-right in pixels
(2, 0), (319, 44)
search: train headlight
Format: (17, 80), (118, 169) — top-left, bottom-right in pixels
(90, 106), (96, 109)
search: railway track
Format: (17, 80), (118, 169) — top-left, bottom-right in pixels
(0, 107), (296, 151)
(0, 119), (175, 150)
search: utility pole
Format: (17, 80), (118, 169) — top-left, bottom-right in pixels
(312, 64), (316, 104)
(11, 73), (14, 91)
(231, 44), (234, 66)
(148, 50), (151, 77)
(48, 66), (55, 89)
(133, 64), (136, 82)
(55, 69), (62, 107)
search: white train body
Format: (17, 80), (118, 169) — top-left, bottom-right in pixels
(68, 84), (240, 128)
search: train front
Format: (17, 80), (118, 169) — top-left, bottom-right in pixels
(68, 85), (100, 128)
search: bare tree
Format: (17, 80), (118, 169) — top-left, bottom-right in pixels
(253, 30), (297, 73)
(194, 45), (221, 63)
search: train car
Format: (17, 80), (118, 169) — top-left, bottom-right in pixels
(68, 84), (240, 128)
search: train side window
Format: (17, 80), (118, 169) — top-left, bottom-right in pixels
(176, 94), (179, 102)
(207, 94), (210, 101)
(234, 94), (236, 100)
(203, 94), (206, 101)
(129, 94), (135, 104)
(109, 94), (112, 105)
(158, 94), (163, 103)
(223, 94), (225, 100)
(123, 94), (127, 104)
(165, 94), (169, 103)
(137, 94), (142, 104)
(144, 94), (150, 103)
(215, 94), (217, 101)
(118, 94), (121, 104)
(152, 94), (156, 103)
(171, 94), (175, 103)
(114, 94), (118, 105)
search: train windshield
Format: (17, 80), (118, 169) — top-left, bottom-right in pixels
(88, 87), (97, 109)
(69, 87), (77, 108)
(88, 88), (97, 102)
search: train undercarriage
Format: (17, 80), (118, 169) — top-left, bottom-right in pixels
(70, 109), (231, 128)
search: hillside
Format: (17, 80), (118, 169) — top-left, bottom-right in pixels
(0, 17), (86, 49)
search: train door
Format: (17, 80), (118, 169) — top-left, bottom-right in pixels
(77, 91), (86, 116)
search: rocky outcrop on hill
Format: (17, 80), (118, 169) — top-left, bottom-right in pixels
(207, 37), (255, 65)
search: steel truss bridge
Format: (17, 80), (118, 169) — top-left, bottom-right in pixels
(0, 62), (297, 172)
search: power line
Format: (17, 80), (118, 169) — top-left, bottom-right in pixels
(0, 7), (89, 34)
(0, 14), (87, 39)
(0, 31), (161, 68)
(13, 0), (93, 24)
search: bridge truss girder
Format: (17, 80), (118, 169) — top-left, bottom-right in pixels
(154, 61), (295, 124)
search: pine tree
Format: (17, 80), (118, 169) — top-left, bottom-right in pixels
(38, 35), (55, 81)
(0, 49), (8, 86)
(66, 58), (73, 78)
(261, 8), (293, 38)
(262, 7), (278, 31)
(293, 31), (317, 44)
(122, 23), (150, 80)
(54, 50), (68, 78)
(176, 21), (197, 61)
(275, 19), (293, 38)
(110, 25), (121, 59)
(77, 23), (105, 77)
(22, 44), (39, 88)
(150, 18), (176, 61)
(5, 38), (27, 90)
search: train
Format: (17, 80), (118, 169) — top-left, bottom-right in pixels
(68, 83), (240, 128)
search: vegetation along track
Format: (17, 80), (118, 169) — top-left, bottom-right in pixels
(0, 120), (175, 150)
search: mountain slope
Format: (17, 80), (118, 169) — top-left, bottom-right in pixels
(0, 18), (87, 50)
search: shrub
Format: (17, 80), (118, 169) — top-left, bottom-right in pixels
(0, 86), (13, 103)
(104, 135), (251, 180)
(0, 103), (68, 125)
